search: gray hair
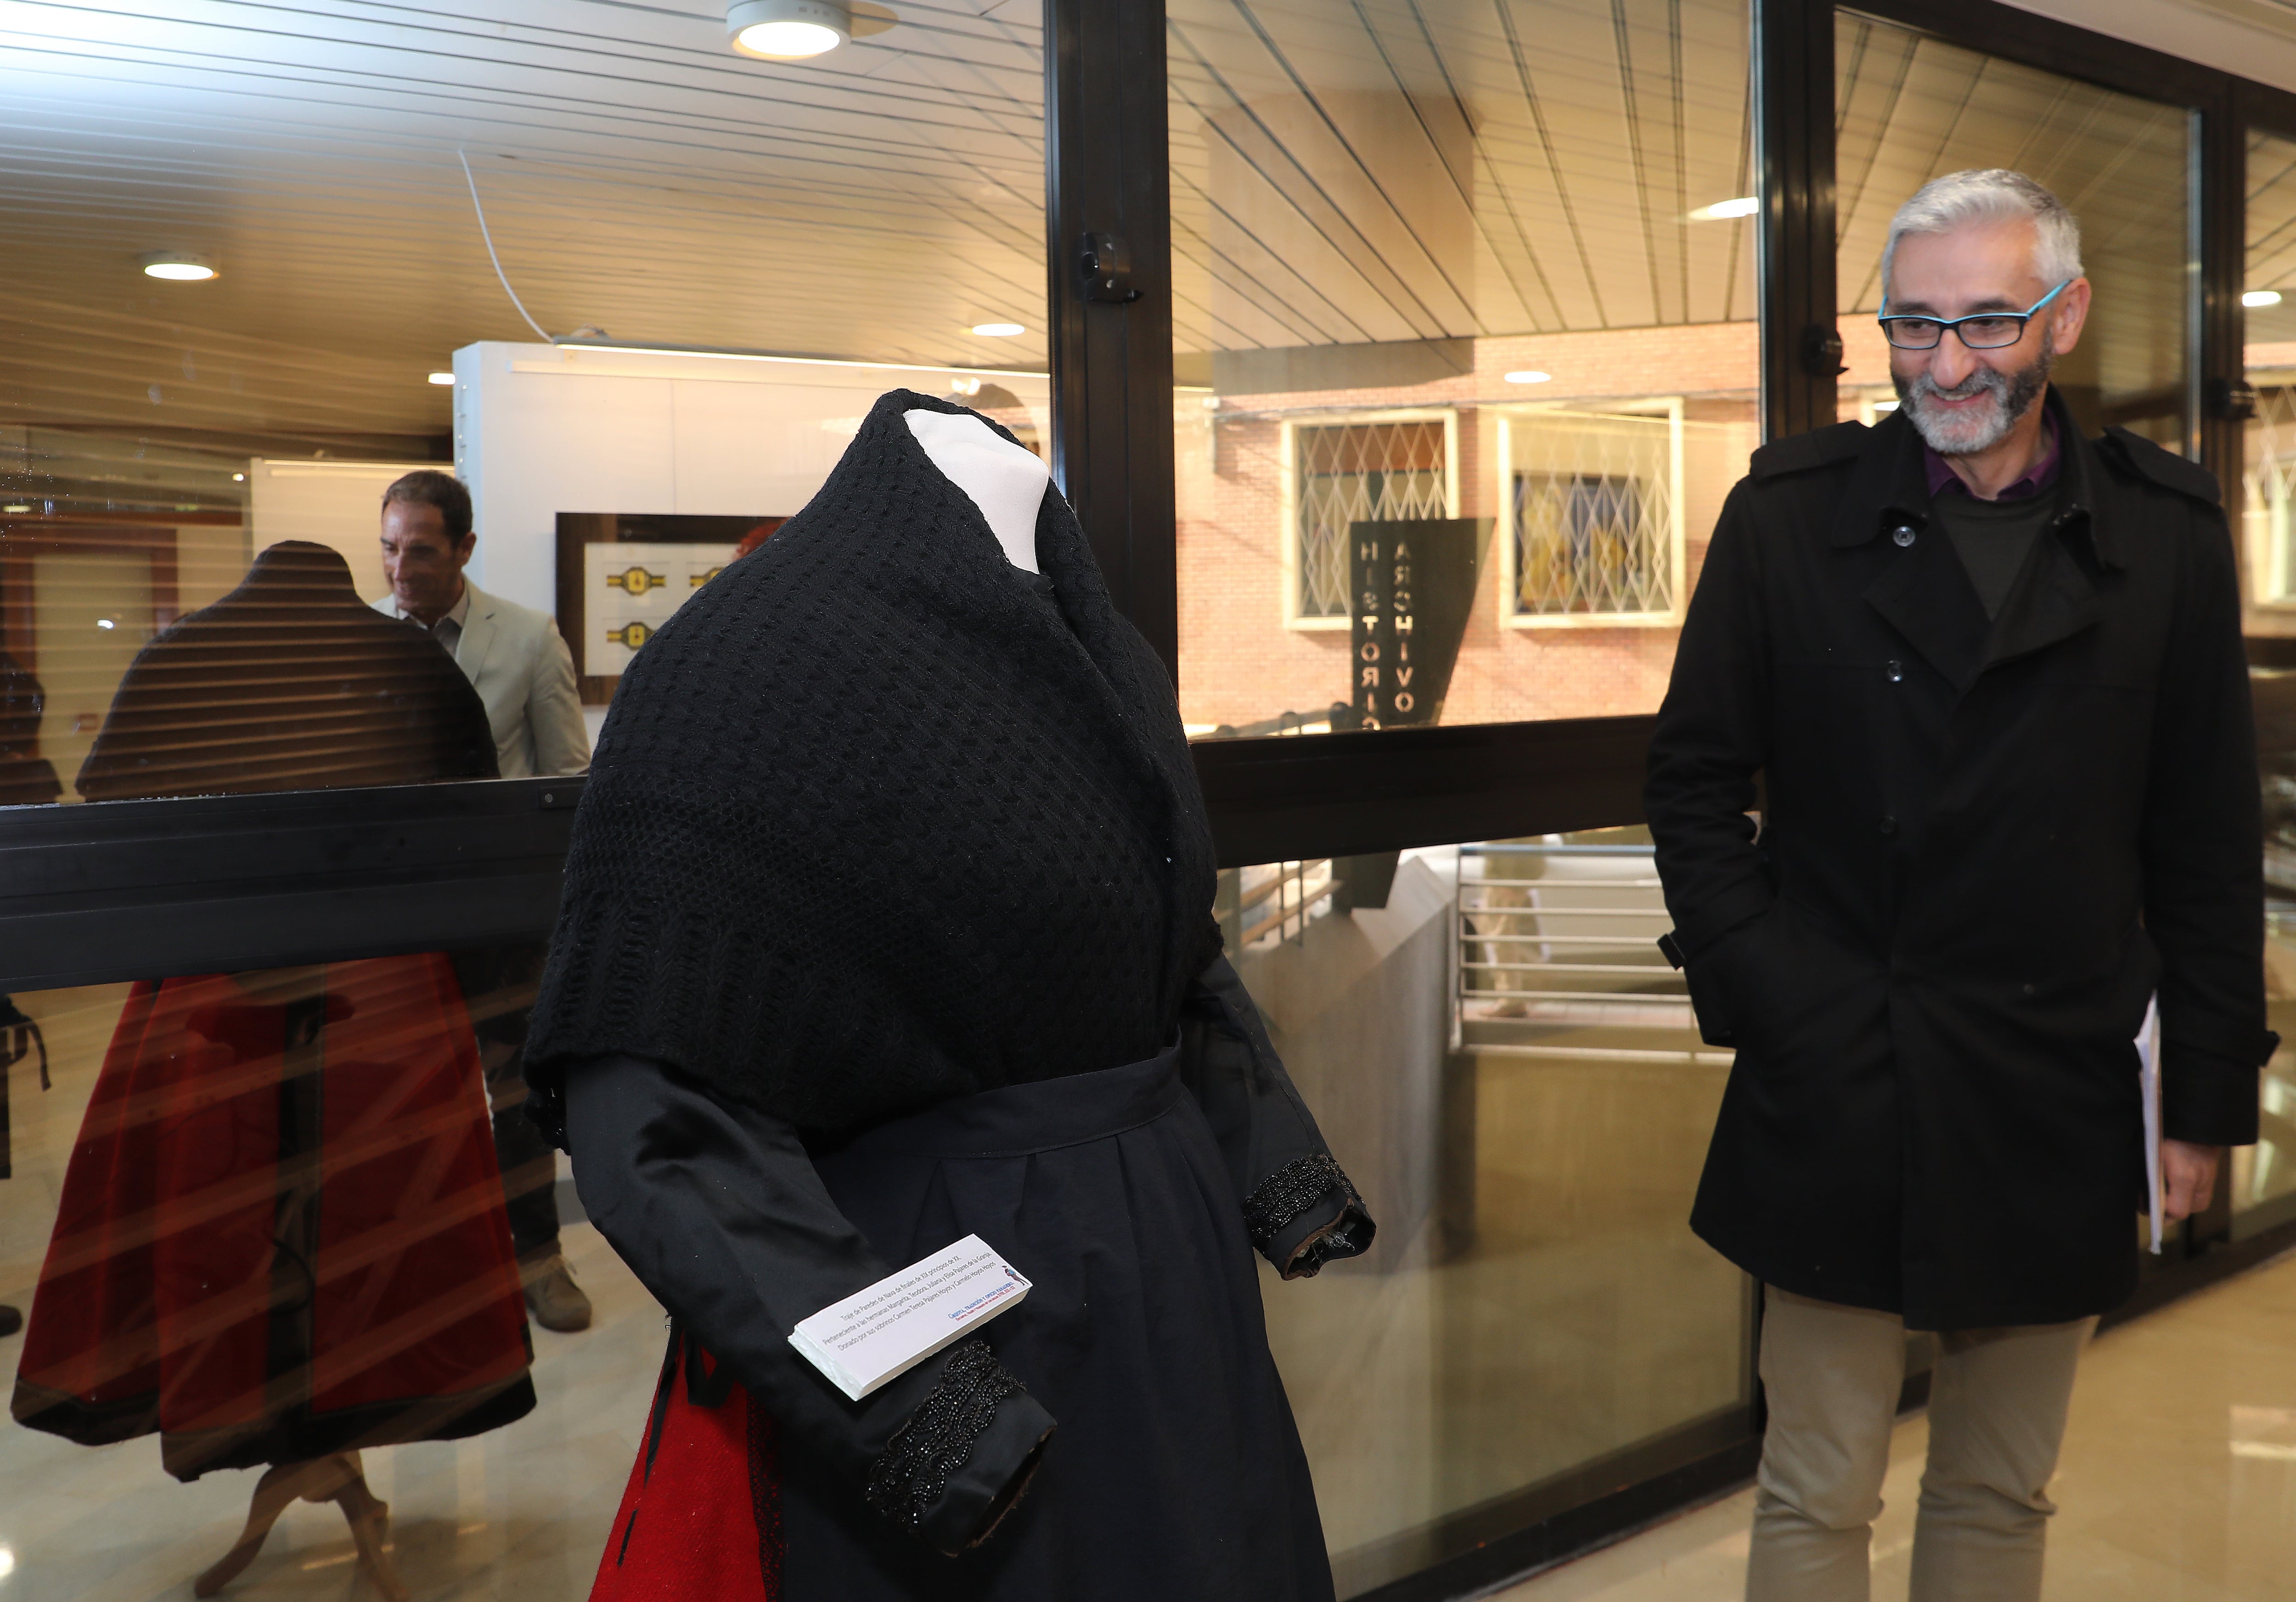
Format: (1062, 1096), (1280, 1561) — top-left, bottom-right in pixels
(1881, 169), (2083, 304)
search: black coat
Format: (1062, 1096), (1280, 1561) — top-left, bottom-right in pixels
(1647, 391), (2276, 1330)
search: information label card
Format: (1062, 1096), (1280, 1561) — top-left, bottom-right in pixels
(789, 1235), (1031, 1402)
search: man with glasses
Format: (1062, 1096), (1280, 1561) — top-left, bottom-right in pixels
(1648, 169), (2273, 1602)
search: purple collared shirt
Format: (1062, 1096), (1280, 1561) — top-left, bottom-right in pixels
(1923, 418), (2061, 501)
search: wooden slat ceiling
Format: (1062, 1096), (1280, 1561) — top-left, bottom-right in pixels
(2247, 127), (2296, 347)
(1173, 0), (2196, 423)
(0, 0), (1047, 452)
(1836, 11), (2189, 415)
(0, 0), (2221, 470)
(1168, 0), (1758, 355)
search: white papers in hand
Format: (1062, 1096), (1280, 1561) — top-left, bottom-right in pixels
(2138, 995), (2164, 1254)
(788, 1235), (1031, 1402)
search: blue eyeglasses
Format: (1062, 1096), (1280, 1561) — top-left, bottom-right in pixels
(1877, 280), (2072, 350)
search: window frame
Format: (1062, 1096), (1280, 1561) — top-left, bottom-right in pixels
(1277, 407), (1460, 633)
(1495, 398), (1689, 632)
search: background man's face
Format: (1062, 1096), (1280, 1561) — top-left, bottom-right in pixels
(1887, 215), (2088, 455)
(380, 500), (475, 622)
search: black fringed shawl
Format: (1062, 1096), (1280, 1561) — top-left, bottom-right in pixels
(527, 390), (1220, 1135)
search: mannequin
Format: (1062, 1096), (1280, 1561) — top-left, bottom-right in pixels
(527, 391), (1372, 1602)
(902, 407), (1046, 572)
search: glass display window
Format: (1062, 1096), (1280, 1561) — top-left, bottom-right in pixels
(1224, 830), (1749, 1597)
(1170, 0), (1760, 733)
(1833, 10), (2196, 452)
(0, 2), (1049, 803)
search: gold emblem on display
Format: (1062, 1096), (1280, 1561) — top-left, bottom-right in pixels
(605, 566), (668, 596)
(605, 621), (654, 651)
(690, 566), (725, 588)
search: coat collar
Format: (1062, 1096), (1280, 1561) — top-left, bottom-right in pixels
(1827, 386), (2125, 571)
(1843, 387), (2112, 693)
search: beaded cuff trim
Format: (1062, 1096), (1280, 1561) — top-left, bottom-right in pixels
(864, 1340), (1023, 1532)
(1240, 1152), (1357, 1252)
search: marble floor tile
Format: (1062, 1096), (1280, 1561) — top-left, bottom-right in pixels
(1496, 1252), (2296, 1602)
(0, 1221), (662, 1602)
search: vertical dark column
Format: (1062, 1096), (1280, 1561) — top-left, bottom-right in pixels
(1754, 0), (1838, 443)
(1044, 0), (1180, 675)
(2199, 94), (2250, 497)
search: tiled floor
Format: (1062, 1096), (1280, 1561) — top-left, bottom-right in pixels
(0, 1219), (654, 1602)
(1495, 1248), (2296, 1602)
(8, 963), (2295, 1601)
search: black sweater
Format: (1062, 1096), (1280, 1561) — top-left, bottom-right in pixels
(526, 390), (1218, 1135)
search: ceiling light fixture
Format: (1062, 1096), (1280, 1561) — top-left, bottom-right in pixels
(2246, 289), (2284, 309)
(1504, 370), (1552, 384)
(729, 0), (849, 58)
(1689, 197), (1760, 221)
(428, 371), (456, 385)
(141, 252), (217, 281)
(971, 322), (1026, 337)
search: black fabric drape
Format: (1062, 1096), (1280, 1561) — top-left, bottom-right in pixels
(77, 540), (495, 800)
(525, 391), (1220, 1138)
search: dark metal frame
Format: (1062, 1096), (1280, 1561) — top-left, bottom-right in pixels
(5, 0), (2295, 1597)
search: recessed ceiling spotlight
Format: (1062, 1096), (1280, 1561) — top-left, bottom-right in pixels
(729, 0), (849, 58)
(141, 252), (217, 281)
(428, 371), (456, 385)
(231, 472), (246, 482)
(1504, 370), (1552, 384)
(2246, 289), (2284, 309)
(971, 322), (1026, 337)
(1689, 197), (1759, 221)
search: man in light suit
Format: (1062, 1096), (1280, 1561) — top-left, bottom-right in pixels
(377, 472), (587, 780)
(378, 469), (594, 1333)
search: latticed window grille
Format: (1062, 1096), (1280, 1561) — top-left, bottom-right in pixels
(2246, 385), (2296, 601)
(1293, 420), (1448, 618)
(1508, 409), (1677, 618)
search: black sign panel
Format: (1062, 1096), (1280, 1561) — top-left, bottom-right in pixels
(1349, 518), (1485, 729)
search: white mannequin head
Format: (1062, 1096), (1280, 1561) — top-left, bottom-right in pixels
(903, 407), (1049, 574)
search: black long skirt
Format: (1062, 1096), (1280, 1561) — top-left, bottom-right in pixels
(784, 1046), (1338, 1602)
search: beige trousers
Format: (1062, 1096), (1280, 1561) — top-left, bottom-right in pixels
(1745, 1287), (2094, 1602)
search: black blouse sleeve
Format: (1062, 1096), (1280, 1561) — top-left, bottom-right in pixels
(1179, 956), (1376, 1277)
(562, 1052), (1055, 1556)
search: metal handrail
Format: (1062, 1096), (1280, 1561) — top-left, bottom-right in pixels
(1452, 839), (1707, 1049)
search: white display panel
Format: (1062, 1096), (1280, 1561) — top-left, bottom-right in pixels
(450, 342), (1049, 618)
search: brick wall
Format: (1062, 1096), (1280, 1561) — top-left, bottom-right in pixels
(1177, 321), (1761, 729)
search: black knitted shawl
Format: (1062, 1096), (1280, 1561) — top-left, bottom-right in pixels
(526, 390), (1220, 1136)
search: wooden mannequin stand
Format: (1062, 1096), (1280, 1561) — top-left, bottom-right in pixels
(193, 1452), (409, 1601)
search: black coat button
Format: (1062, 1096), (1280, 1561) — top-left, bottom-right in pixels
(1885, 659), (1903, 682)
(1879, 815), (1898, 836)
(1891, 526), (1917, 547)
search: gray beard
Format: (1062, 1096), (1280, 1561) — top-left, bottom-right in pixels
(1894, 341), (2054, 456)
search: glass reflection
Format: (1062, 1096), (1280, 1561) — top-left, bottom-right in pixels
(1833, 13), (2195, 452)
(1171, 0), (1760, 733)
(0, 955), (653, 1601)
(1233, 831), (1747, 1596)
(77, 541), (495, 800)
